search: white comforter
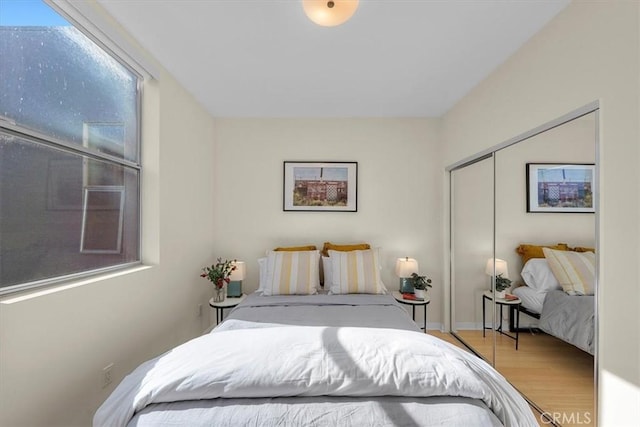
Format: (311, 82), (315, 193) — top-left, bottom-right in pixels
(94, 321), (537, 427)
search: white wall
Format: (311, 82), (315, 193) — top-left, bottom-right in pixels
(441, 2), (639, 425)
(212, 118), (444, 326)
(0, 41), (218, 427)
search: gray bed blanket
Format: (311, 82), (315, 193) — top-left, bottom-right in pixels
(96, 293), (538, 427)
(226, 292), (421, 331)
(539, 290), (595, 355)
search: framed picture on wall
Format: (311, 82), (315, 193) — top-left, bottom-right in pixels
(283, 161), (358, 212)
(526, 163), (595, 213)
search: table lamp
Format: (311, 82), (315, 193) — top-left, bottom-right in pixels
(227, 261), (245, 297)
(395, 257), (419, 293)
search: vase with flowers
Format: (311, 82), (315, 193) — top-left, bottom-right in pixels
(201, 258), (236, 302)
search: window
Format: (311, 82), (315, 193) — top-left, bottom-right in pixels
(0, 0), (141, 293)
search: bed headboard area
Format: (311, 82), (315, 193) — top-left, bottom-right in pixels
(257, 241), (390, 295)
(514, 242), (595, 296)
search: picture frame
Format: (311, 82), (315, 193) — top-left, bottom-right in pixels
(526, 163), (595, 213)
(283, 161), (357, 212)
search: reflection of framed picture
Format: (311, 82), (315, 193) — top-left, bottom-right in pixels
(47, 159), (83, 210)
(283, 161), (357, 212)
(80, 186), (125, 253)
(526, 163), (595, 213)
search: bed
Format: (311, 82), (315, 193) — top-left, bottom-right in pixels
(512, 286), (595, 355)
(512, 245), (596, 355)
(94, 248), (538, 427)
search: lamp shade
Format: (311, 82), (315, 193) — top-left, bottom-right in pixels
(229, 261), (246, 281)
(302, 0), (359, 27)
(395, 257), (419, 278)
(485, 258), (509, 279)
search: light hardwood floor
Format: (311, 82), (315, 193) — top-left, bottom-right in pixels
(429, 330), (594, 427)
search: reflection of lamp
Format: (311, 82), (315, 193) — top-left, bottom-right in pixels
(395, 257), (419, 293)
(227, 261), (245, 297)
(302, 0), (359, 27)
(485, 258), (509, 278)
(485, 258), (509, 297)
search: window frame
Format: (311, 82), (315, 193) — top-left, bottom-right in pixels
(0, 1), (144, 295)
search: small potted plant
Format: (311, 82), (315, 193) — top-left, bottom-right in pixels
(201, 258), (236, 302)
(494, 274), (512, 299)
(410, 272), (432, 299)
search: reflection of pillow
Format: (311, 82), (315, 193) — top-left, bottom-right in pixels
(321, 242), (370, 257)
(328, 249), (385, 294)
(520, 259), (561, 292)
(516, 243), (570, 265)
(262, 250), (320, 296)
(274, 245), (317, 251)
(542, 248), (595, 296)
(571, 246), (595, 253)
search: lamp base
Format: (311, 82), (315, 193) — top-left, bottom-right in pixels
(227, 280), (242, 297)
(399, 278), (414, 294)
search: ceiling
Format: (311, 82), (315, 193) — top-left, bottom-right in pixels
(96, 0), (570, 118)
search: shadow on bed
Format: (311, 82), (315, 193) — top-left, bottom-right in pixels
(321, 326), (421, 427)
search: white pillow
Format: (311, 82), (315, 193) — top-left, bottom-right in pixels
(262, 250), (320, 296)
(322, 256), (333, 287)
(324, 250), (386, 291)
(520, 258), (561, 293)
(328, 249), (386, 294)
(257, 257), (267, 293)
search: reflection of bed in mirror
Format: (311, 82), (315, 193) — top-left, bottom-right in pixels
(512, 287), (595, 355)
(511, 247), (595, 355)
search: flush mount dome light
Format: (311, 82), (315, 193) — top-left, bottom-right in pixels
(302, 0), (359, 27)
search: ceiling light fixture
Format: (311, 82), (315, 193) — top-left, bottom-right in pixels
(302, 0), (359, 27)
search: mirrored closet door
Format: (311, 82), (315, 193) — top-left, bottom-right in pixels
(449, 105), (598, 427)
(451, 155), (496, 365)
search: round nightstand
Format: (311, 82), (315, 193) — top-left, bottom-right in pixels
(482, 290), (522, 349)
(392, 291), (430, 331)
(209, 294), (246, 325)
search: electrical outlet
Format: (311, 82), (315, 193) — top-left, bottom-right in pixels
(197, 303), (203, 317)
(102, 363), (114, 388)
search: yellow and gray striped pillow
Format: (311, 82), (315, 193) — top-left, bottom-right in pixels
(542, 247), (595, 295)
(328, 249), (386, 294)
(263, 250), (320, 296)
